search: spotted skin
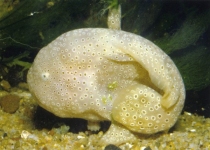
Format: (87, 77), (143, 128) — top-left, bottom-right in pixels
(27, 28), (185, 145)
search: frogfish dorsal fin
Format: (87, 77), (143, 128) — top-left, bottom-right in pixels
(107, 5), (121, 30)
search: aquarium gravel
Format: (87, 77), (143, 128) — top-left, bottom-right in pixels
(0, 86), (209, 150)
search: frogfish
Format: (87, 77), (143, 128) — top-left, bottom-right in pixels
(27, 5), (185, 145)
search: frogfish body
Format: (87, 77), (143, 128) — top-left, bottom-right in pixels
(27, 28), (185, 145)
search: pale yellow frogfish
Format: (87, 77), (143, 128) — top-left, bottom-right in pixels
(27, 28), (185, 145)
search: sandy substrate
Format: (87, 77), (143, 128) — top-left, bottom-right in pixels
(0, 86), (210, 150)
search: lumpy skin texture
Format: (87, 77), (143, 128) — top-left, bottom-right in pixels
(27, 28), (185, 145)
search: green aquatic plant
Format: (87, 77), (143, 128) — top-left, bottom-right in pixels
(0, 50), (31, 81)
(0, 0), (20, 19)
(173, 46), (210, 90)
(99, 0), (119, 16)
(3, 51), (31, 71)
(154, 9), (210, 54)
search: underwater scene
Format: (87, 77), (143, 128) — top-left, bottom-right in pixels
(0, 0), (210, 149)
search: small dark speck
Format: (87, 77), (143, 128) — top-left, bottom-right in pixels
(3, 133), (7, 138)
(144, 146), (152, 150)
(104, 144), (122, 150)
